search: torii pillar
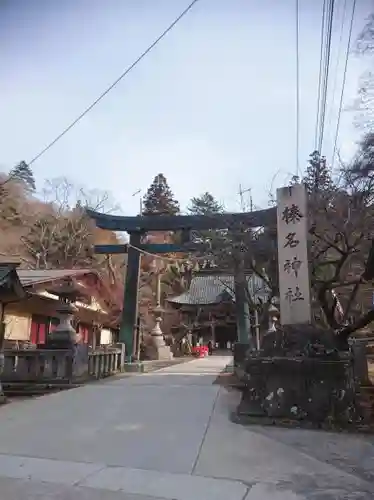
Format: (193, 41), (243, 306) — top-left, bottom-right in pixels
(121, 232), (142, 360)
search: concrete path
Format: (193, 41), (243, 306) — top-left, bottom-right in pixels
(0, 355), (373, 499)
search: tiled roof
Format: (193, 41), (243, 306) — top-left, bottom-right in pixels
(0, 264), (26, 298)
(0, 264), (14, 287)
(168, 274), (270, 305)
(16, 269), (97, 287)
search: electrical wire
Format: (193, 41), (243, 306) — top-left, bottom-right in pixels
(318, 0), (335, 154)
(331, 0), (357, 169)
(315, 0), (327, 151)
(326, 0), (347, 134)
(295, 0), (300, 176)
(318, 0), (332, 153)
(27, 0), (200, 167)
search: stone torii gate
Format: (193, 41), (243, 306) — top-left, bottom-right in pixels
(87, 207), (276, 360)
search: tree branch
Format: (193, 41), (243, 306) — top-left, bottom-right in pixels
(339, 308), (374, 340)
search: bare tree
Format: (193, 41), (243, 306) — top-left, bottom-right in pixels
(352, 13), (374, 129)
(185, 198), (277, 337)
(266, 149), (374, 342)
(21, 177), (121, 270)
(308, 171), (374, 336)
(0, 170), (36, 261)
(186, 146), (374, 343)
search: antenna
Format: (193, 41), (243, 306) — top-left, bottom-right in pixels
(132, 189), (142, 215)
(238, 184), (253, 212)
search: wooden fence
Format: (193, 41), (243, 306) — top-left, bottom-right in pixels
(0, 344), (126, 392)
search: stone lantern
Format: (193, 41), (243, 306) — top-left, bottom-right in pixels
(46, 279), (81, 350)
(149, 260), (173, 360)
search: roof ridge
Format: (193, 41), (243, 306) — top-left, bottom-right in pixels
(16, 268), (99, 287)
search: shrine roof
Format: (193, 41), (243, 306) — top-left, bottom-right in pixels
(16, 269), (98, 287)
(0, 264), (18, 287)
(167, 273), (270, 306)
(0, 263), (26, 301)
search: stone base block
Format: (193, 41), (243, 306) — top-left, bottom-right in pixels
(233, 342), (250, 368)
(233, 343), (250, 384)
(124, 362), (145, 373)
(236, 354), (359, 427)
(147, 344), (174, 361)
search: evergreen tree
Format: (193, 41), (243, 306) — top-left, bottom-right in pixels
(142, 174), (180, 216)
(303, 151), (334, 195)
(349, 132), (374, 179)
(9, 161), (36, 191)
(188, 192), (223, 215)
(187, 192), (224, 255)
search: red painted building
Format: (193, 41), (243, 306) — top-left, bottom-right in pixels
(3, 269), (120, 349)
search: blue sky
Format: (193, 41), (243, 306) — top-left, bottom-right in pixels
(0, 0), (372, 214)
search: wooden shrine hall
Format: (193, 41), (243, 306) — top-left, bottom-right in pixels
(167, 269), (270, 349)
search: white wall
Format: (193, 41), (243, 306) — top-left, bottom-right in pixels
(4, 312), (31, 341)
(100, 328), (112, 345)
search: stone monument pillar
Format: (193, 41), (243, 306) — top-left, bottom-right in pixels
(276, 184), (312, 326)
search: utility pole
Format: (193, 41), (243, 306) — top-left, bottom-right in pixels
(238, 184), (253, 212)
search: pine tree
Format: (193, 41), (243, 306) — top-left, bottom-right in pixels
(8, 161), (36, 191)
(142, 174), (180, 216)
(187, 192), (224, 254)
(188, 192), (223, 215)
(303, 151), (335, 196)
(349, 132), (374, 179)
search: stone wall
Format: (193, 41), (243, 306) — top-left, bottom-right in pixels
(234, 325), (364, 429)
(236, 355), (357, 426)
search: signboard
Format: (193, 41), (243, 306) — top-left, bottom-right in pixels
(276, 184), (311, 325)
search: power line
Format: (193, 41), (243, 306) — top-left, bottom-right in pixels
(27, 0), (200, 167)
(318, 0), (333, 152)
(331, 0), (357, 169)
(318, 0), (335, 154)
(315, 0), (327, 151)
(295, 0), (300, 176)
(326, 0), (348, 135)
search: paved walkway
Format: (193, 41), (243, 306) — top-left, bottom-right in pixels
(0, 356), (373, 499)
